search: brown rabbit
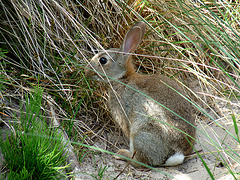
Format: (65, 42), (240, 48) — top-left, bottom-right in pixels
(85, 21), (195, 167)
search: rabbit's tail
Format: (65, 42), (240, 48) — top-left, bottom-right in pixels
(163, 152), (185, 166)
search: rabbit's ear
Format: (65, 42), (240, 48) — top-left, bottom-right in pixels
(122, 21), (146, 53)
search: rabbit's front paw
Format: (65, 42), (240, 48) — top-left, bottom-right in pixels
(113, 149), (146, 168)
(113, 149), (131, 160)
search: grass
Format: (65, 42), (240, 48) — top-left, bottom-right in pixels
(0, 0), (240, 179)
(0, 87), (69, 179)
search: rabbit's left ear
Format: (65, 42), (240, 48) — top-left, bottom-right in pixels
(122, 21), (146, 53)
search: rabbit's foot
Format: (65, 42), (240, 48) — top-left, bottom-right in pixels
(113, 149), (131, 160)
(113, 149), (145, 168)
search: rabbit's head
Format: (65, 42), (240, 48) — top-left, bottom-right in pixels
(85, 21), (146, 82)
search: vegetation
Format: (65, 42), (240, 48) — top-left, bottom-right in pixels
(0, 87), (69, 179)
(0, 0), (239, 179)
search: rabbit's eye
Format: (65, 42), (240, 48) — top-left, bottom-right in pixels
(99, 57), (107, 65)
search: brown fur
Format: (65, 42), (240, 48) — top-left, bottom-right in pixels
(85, 21), (196, 167)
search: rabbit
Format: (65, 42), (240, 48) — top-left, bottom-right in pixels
(85, 21), (196, 167)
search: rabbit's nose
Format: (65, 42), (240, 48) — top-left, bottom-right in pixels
(84, 66), (97, 78)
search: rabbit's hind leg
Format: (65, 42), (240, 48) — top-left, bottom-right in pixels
(132, 130), (181, 167)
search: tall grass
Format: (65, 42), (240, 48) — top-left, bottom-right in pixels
(0, 0), (240, 179)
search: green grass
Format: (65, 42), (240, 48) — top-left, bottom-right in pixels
(0, 87), (69, 179)
(0, 0), (240, 179)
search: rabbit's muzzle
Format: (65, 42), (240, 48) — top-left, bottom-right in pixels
(85, 66), (96, 78)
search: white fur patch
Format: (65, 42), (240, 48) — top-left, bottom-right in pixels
(173, 174), (192, 180)
(163, 152), (184, 166)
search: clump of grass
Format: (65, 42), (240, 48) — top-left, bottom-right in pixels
(0, 87), (69, 179)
